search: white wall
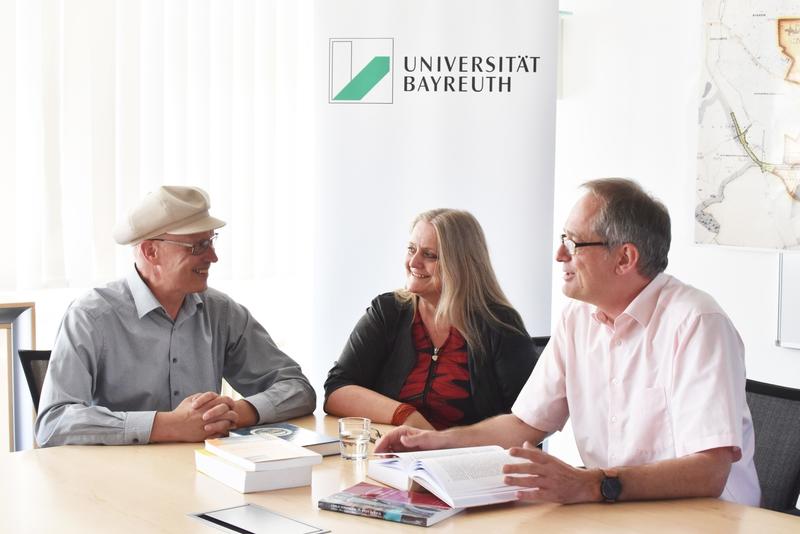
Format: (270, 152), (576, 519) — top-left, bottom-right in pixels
(547, 0), (800, 465)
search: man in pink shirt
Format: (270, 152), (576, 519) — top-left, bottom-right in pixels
(376, 178), (760, 506)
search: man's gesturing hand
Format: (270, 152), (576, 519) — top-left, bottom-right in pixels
(503, 442), (602, 504)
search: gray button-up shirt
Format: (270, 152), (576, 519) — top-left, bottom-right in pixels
(35, 267), (316, 446)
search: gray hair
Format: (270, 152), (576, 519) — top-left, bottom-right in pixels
(581, 178), (671, 278)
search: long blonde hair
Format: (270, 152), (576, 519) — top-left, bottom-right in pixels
(396, 209), (525, 357)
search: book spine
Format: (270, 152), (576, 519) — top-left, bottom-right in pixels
(317, 501), (427, 527)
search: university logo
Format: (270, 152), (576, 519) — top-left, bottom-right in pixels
(329, 38), (393, 103)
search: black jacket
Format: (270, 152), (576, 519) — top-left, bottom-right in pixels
(324, 292), (539, 423)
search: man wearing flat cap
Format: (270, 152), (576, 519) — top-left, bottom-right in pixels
(36, 186), (316, 446)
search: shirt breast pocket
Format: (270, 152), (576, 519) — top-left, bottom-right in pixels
(626, 386), (674, 460)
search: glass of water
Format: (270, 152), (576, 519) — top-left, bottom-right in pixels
(338, 417), (374, 460)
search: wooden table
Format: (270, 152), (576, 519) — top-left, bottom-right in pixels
(1, 415), (797, 533)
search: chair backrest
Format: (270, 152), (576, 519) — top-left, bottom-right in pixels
(531, 336), (550, 360)
(18, 350), (51, 412)
(745, 379), (800, 514)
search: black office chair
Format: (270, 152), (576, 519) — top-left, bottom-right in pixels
(531, 336), (550, 360)
(529, 336), (550, 451)
(18, 350), (51, 412)
(745, 379), (800, 515)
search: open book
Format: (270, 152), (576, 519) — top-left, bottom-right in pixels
(367, 445), (530, 508)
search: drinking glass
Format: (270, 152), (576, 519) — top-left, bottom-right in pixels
(338, 417), (375, 460)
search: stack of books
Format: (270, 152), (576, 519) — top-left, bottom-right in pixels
(195, 433), (322, 493)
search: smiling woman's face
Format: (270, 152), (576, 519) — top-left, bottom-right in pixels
(405, 221), (442, 301)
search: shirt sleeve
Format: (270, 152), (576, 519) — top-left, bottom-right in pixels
(35, 305), (156, 447)
(670, 312), (746, 458)
(221, 300), (316, 423)
(511, 311), (570, 433)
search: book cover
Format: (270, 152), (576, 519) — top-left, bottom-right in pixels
(231, 422), (340, 456)
(205, 433), (322, 471)
(194, 449), (312, 493)
(318, 482), (462, 527)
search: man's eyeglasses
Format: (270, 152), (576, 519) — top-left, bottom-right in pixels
(150, 233), (218, 255)
(560, 234), (607, 256)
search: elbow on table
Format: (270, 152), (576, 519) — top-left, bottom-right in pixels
(36, 402), (86, 447)
(701, 451), (734, 498)
(304, 384), (318, 413)
(34, 413), (63, 448)
(706, 472), (729, 499)
(321, 390), (339, 416)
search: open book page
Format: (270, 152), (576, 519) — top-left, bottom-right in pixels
(385, 445), (504, 468)
(414, 448), (530, 508)
(368, 446), (502, 490)
(369, 446), (530, 508)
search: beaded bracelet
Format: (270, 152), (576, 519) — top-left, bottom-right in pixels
(391, 402), (417, 426)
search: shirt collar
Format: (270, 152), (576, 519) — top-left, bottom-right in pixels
(620, 272), (670, 327)
(590, 272), (670, 328)
(126, 266), (163, 319)
(125, 265), (204, 320)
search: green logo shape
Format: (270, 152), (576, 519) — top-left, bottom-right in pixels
(333, 56), (390, 101)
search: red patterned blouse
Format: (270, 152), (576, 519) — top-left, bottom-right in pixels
(397, 312), (477, 429)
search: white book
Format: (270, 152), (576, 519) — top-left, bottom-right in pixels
(195, 449), (312, 493)
(204, 433), (322, 471)
(367, 445), (530, 509)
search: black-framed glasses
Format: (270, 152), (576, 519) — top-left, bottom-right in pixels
(150, 233), (218, 255)
(560, 234), (607, 256)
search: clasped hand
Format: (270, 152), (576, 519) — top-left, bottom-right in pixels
(152, 391), (239, 442)
(183, 391), (239, 439)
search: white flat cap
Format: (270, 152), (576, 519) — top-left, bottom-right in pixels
(113, 186), (226, 245)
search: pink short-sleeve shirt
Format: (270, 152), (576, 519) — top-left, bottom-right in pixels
(512, 273), (760, 506)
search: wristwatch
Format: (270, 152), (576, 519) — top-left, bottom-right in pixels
(600, 469), (622, 503)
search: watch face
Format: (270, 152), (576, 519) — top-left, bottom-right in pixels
(601, 476), (622, 502)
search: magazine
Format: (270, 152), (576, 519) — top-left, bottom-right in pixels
(318, 482), (462, 527)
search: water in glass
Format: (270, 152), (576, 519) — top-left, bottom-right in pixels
(339, 428), (370, 460)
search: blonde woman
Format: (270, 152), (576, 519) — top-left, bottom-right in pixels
(324, 209), (538, 430)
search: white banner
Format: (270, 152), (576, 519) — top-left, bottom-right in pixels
(313, 0), (558, 379)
